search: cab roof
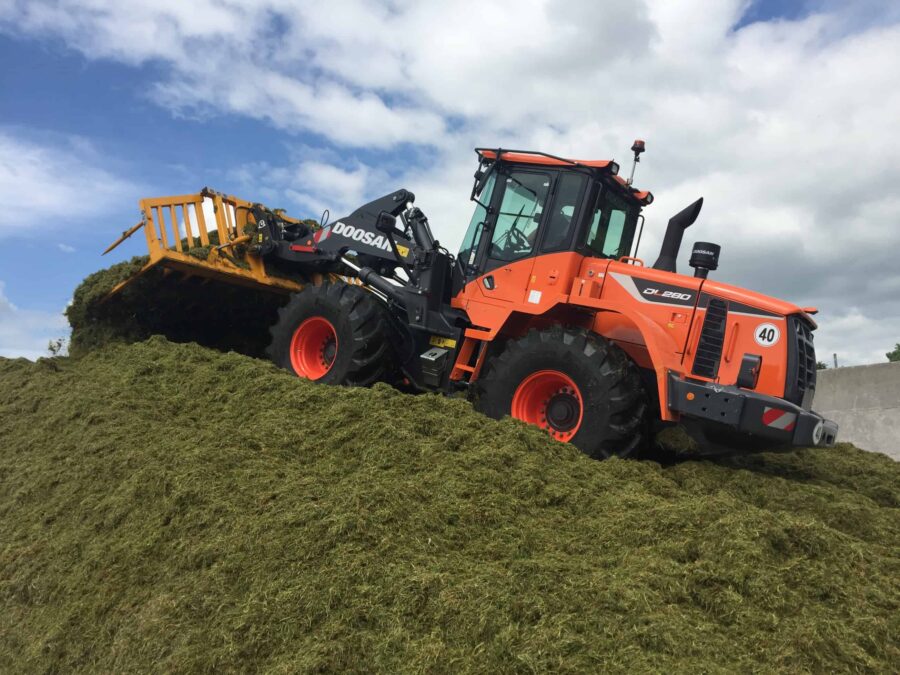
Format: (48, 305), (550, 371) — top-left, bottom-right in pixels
(476, 148), (653, 205)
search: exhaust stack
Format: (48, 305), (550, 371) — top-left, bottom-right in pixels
(653, 197), (704, 273)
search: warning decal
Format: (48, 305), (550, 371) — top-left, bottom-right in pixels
(762, 406), (796, 432)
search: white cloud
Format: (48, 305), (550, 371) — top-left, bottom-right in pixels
(58, 243), (76, 253)
(2, 0), (899, 364)
(0, 129), (139, 235)
(0, 282), (68, 360)
(0, 1), (446, 148)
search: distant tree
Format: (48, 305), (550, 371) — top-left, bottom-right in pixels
(887, 343), (900, 362)
(816, 361), (828, 370)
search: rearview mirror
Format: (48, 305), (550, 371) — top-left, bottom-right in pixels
(471, 160), (496, 202)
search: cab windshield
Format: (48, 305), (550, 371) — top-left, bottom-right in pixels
(488, 171), (550, 262)
(585, 188), (638, 259)
(458, 172), (496, 271)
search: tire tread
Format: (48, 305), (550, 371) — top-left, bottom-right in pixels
(267, 280), (395, 386)
(475, 325), (648, 459)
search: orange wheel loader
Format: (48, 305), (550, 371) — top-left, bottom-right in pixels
(105, 143), (838, 458)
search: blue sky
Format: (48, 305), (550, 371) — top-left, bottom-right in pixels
(0, 37), (308, 311)
(1, 0), (899, 363)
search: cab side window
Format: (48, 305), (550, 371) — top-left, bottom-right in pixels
(489, 171), (550, 262)
(541, 173), (587, 252)
(586, 189), (635, 259)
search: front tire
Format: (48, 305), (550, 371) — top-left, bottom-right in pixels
(475, 326), (649, 459)
(267, 281), (394, 386)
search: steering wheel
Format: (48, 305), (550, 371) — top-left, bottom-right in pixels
(491, 220), (530, 259)
(507, 223), (530, 250)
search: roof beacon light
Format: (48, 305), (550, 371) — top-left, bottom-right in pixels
(626, 139), (645, 186)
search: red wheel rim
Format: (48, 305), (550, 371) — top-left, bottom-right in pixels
(511, 370), (583, 442)
(289, 317), (338, 380)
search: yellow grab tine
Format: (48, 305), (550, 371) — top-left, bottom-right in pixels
(216, 234), (251, 249)
(102, 221), (144, 255)
(156, 207), (170, 250)
(169, 205), (182, 252)
(143, 206), (157, 255)
(234, 200), (248, 233)
(195, 200), (210, 246)
(182, 204), (195, 248)
(213, 194), (228, 244)
(224, 199), (236, 238)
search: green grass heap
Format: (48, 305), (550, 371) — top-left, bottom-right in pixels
(65, 257), (287, 359)
(1, 338), (898, 672)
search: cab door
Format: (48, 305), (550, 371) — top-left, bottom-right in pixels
(475, 168), (552, 305)
(525, 172), (589, 307)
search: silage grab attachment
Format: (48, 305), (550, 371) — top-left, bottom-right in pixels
(103, 188), (305, 297)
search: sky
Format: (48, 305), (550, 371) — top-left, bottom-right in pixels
(0, 0), (899, 364)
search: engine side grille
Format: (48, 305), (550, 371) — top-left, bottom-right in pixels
(786, 315), (817, 409)
(692, 298), (729, 379)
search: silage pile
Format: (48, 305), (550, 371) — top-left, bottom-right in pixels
(65, 257), (291, 359)
(1, 338), (898, 672)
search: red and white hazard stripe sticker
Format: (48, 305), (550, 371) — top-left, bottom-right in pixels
(762, 406), (796, 432)
(314, 225), (332, 243)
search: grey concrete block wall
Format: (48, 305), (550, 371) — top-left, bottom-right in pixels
(814, 361), (900, 460)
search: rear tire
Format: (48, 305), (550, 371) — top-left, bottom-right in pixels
(267, 281), (394, 386)
(475, 326), (649, 459)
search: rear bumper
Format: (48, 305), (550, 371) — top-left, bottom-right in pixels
(667, 373), (838, 447)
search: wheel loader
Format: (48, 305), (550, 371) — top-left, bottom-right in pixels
(104, 143), (838, 458)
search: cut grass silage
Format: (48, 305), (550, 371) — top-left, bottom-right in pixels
(1, 338), (898, 673)
(66, 257), (289, 358)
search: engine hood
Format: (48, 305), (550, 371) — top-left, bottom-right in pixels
(700, 278), (815, 328)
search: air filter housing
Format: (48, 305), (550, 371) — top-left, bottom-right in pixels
(689, 241), (721, 278)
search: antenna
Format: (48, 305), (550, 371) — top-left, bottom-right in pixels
(626, 139), (645, 186)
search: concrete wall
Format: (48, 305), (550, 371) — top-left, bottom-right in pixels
(814, 361), (900, 460)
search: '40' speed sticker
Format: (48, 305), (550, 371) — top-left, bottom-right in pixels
(754, 322), (781, 347)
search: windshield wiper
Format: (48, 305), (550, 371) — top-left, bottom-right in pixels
(497, 203), (528, 247)
(507, 174), (538, 200)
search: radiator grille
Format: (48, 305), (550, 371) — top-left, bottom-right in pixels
(786, 315), (817, 409)
(692, 298), (729, 379)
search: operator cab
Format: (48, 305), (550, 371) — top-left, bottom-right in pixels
(456, 149), (653, 286)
